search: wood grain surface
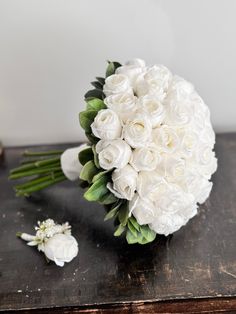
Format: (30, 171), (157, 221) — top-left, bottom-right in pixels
(0, 133), (236, 313)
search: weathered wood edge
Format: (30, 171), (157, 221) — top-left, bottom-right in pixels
(3, 297), (236, 314)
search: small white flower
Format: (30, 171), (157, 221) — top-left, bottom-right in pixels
(17, 219), (78, 267)
(135, 65), (172, 100)
(103, 74), (131, 96)
(91, 109), (122, 140)
(130, 146), (161, 172)
(104, 92), (138, 123)
(129, 194), (155, 225)
(125, 58), (146, 68)
(152, 125), (180, 154)
(107, 164), (137, 200)
(96, 139), (132, 170)
(123, 113), (152, 148)
(138, 95), (165, 127)
(44, 233), (78, 267)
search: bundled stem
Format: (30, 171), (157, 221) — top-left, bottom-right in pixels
(9, 149), (66, 197)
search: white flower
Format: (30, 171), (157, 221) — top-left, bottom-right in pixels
(187, 176), (213, 204)
(91, 109), (122, 140)
(164, 99), (194, 126)
(129, 194), (155, 225)
(137, 171), (166, 202)
(167, 75), (194, 100)
(107, 164), (137, 200)
(103, 74), (131, 96)
(135, 65), (172, 100)
(156, 155), (187, 182)
(17, 219), (78, 267)
(60, 144), (90, 181)
(194, 144), (217, 179)
(138, 95), (165, 127)
(123, 113), (152, 148)
(130, 146), (161, 172)
(152, 125), (180, 153)
(104, 92), (138, 122)
(96, 139), (132, 170)
(44, 234), (78, 267)
(126, 58), (146, 68)
(115, 58), (146, 86)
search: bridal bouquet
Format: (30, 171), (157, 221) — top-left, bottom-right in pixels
(10, 58), (217, 245)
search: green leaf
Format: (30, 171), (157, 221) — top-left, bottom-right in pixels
(79, 110), (97, 132)
(92, 145), (100, 168)
(99, 192), (117, 205)
(106, 61), (122, 77)
(140, 225), (156, 242)
(91, 81), (103, 89)
(85, 132), (99, 144)
(118, 202), (129, 226)
(79, 160), (98, 183)
(92, 170), (109, 183)
(127, 220), (138, 237)
(126, 229), (138, 244)
(104, 201), (122, 221)
(114, 224), (126, 237)
(84, 89), (105, 100)
(86, 98), (106, 111)
(129, 216), (140, 232)
(96, 77), (105, 85)
(78, 147), (93, 165)
(84, 175), (109, 202)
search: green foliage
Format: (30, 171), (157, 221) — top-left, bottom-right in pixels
(99, 192), (117, 205)
(79, 110), (97, 133)
(83, 175), (109, 202)
(85, 132), (99, 144)
(114, 224), (126, 237)
(118, 202), (129, 226)
(104, 200), (122, 221)
(84, 89), (105, 100)
(126, 220), (156, 245)
(105, 61), (122, 77)
(79, 160), (98, 184)
(92, 145), (100, 168)
(86, 98), (106, 111)
(91, 81), (103, 90)
(92, 170), (109, 183)
(96, 77), (105, 85)
(78, 147), (93, 165)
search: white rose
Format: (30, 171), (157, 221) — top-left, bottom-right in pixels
(104, 92), (138, 122)
(167, 75), (194, 100)
(116, 65), (143, 86)
(149, 211), (189, 236)
(107, 164), (137, 200)
(91, 109), (122, 140)
(187, 176), (213, 204)
(130, 146), (161, 172)
(155, 183), (194, 214)
(103, 74), (131, 96)
(135, 65), (172, 100)
(178, 128), (199, 157)
(126, 58), (146, 68)
(164, 99), (194, 126)
(194, 144), (217, 179)
(123, 113), (152, 148)
(137, 171), (166, 201)
(152, 125), (180, 154)
(60, 144), (90, 181)
(44, 233), (78, 267)
(129, 194), (155, 225)
(138, 95), (165, 127)
(156, 155), (187, 182)
(96, 139), (132, 170)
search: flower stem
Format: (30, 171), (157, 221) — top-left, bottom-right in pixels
(9, 166), (62, 180)
(15, 174), (67, 196)
(23, 150), (63, 157)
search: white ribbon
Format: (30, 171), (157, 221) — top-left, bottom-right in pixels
(60, 143), (90, 181)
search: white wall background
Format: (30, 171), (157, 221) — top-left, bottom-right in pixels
(0, 0), (235, 146)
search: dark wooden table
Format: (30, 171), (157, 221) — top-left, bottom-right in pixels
(0, 133), (236, 313)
